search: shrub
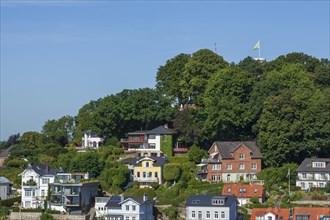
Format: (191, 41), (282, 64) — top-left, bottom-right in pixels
(0, 197), (21, 207)
(250, 197), (260, 204)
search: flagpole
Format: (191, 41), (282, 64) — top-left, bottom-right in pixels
(259, 40), (261, 58)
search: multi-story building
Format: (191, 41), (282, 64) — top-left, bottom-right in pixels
(82, 131), (104, 149)
(250, 208), (291, 220)
(121, 125), (184, 157)
(203, 141), (262, 182)
(50, 172), (99, 213)
(121, 156), (168, 188)
(296, 158), (330, 190)
(222, 183), (265, 206)
(185, 194), (238, 220)
(0, 176), (12, 200)
(293, 207), (330, 220)
(95, 194), (154, 220)
(20, 164), (99, 213)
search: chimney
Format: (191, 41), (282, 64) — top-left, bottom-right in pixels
(45, 162), (49, 174)
(120, 195), (124, 202)
(164, 124), (168, 129)
(143, 193), (148, 202)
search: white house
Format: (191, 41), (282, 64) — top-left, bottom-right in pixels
(296, 158), (330, 190)
(95, 194), (154, 220)
(20, 164), (61, 208)
(0, 176), (12, 200)
(185, 195), (238, 220)
(82, 131), (104, 149)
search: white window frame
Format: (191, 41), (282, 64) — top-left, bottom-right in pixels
(239, 153), (245, 160)
(226, 164), (232, 170)
(239, 163), (245, 170)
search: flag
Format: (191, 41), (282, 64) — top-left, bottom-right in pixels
(253, 40), (260, 50)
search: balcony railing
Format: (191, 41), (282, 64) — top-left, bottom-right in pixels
(134, 177), (158, 182)
(201, 158), (221, 163)
(23, 180), (37, 186)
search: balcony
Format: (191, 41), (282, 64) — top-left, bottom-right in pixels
(134, 177), (158, 182)
(195, 169), (208, 174)
(173, 148), (189, 153)
(201, 158), (221, 163)
(23, 180), (37, 186)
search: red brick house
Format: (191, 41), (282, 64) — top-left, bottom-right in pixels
(204, 141), (262, 182)
(222, 183), (265, 206)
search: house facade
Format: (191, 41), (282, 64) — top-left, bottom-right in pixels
(95, 194), (154, 220)
(293, 207), (330, 220)
(296, 158), (330, 190)
(222, 183), (265, 206)
(0, 176), (12, 200)
(20, 164), (99, 213)
(204, 142), (262, 182)
(121, 125), (181, 157)
(185, 194), (238, 220)
(250, 208), (291, 220)
(121, 156), (168, 188)
(82, 131), (104, 149)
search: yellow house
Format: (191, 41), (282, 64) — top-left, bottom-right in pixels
(122, 156), (168, 188)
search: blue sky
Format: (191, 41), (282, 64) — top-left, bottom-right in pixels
(1, 1), (329, 140)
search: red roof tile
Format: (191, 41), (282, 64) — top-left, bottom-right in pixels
(250, 208), (291, 220)
(293, 207), (330, 220)
(222, 183), (264, 198)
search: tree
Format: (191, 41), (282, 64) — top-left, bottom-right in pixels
(19, 131), (45, 151)
(187, 145), (207, 164)
(180, 49), (229, 105)
(156, 53), (191, 105)
(203, 66), (256, 140)
(70, 152), (103, 176)
(163, 164), (181, 182)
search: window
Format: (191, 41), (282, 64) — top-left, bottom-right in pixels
(252, 163), (257, 169)
(125, 217), (129, 220)
(42, 178), (50, 184)
(132, 205), (136, 211)
(206, 211), (210, 218)
(268, 217), (272, 220)
(192, 211), (196, 218)
(149, 144), (156, 149)
(132, 217), (136, 220)
(149, 134), (156, 139)
(212, 199), (224, 205)
(148, 172), (152, 177)
(41, 190), (45, 197)
(155, 172), (158, 178)
(25, 190), (31, 197)
(215, 211), (219, 218)
(254, 188), (258, 193)
(312, 162), (326, 168)
(126, 205), (130, 211)
(137, 172), (140, 178)
(212, 164), (221, 170)
(227, 174), (231, 181)
(227, 188), (231, 193)
(226, 164), (232, 170)
(211, 175), (220, 181)
(198, 211), (202, 220)
(143, 172), (146, 178)
(239, 164), (245, 170)
(302, 173), (307, 178)
(296, 215), (309, 220)
(221, 211), (225, 218)
(239, 153), (245, 160)
(145, 162), (150, 167)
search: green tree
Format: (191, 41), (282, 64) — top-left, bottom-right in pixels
(70, 152), (103, 176)
(180, 49), (228, 104)
(187, 145), (207, 164)
(163, 164), (181, 182)
(156, 53), (191, 105)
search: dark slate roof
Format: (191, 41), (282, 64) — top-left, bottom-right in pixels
(147, 126), (177, 135)
(128, 130), (149, 135)
(213, 141), (262, 159)
(185, 195), (237, 207)
(105, 195), (153, 208)
(297, 158), (330, 173)
(121, 156), (169, 166)
(28, 164), (63, 176)
(0, 176), (11, 184)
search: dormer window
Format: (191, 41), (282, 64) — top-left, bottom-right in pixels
(227, 188), (231, 193)
(239, 153), (245, 160)
(312, 162), (326, 168)
(212, 199), (224, 205)
(145, 162), (150, 168)
(254, 188), (258, 193)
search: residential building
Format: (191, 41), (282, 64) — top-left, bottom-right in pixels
(293, 207), (330, 220)
(95, 194), (154, 220)
(20, 164), (99, 213)
(0, 176), (12, 200)
(121, 156), (168, 188)
(296, 158), (330, 190)
(82, 131), (104, 149)
(250, 208), (291, 220)
(203, 141), (262, 182)
(121, 125), (183, 157)
(185, 194), (238, 220)
(222, 183), (265, 206)
(50, 172), (99, 213)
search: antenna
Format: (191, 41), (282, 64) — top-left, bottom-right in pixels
(214, 43), (217, 52)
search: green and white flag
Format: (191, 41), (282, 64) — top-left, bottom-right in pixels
(253, 40), (260, 50)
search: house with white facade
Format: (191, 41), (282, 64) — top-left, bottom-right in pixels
(20, 164), (99, 214)
(296, 158), (330, 190)
(185, 194), (238, 220)
(0, 176), (12, 200)
(95, 194), (154, 220)
(82, 131), (104, 149)
(250, 208), (291, 220)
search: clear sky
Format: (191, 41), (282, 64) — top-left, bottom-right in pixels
(1, 0), (329, 141)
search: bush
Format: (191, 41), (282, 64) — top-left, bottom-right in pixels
(250, 197), (260, 204)
(0, 197), (21, 207)
(40, 211), (54, 220)
(0, 206), (9, 218)
(163, 206), (178, 220)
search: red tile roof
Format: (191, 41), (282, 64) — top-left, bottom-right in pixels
(222, 183), (264, 198)
(293, 207), (330, 220)
(250, 208), (290, 220)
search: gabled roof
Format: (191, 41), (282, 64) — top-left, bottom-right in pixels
(147, 126), (177, 135)
(105, 195), (154, 209)
(293, 207), (330, 220)
(121, 156), (168, 166)
(24, 164), (63, 176)
(222, 183), (264, 198)
(250, 208), (291, 220)
(185, 195), (237, 207)
(297, 158), (330, 173)
(0, 176), (11, 184)
(211, 141), (262, 159)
